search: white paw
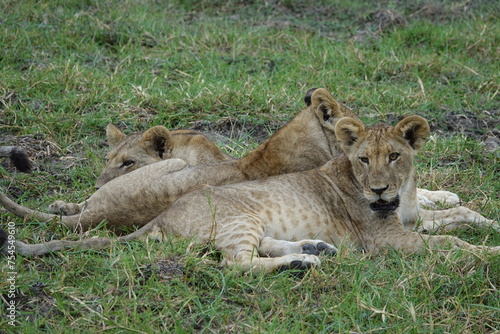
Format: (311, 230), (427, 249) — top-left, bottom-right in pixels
(417, 194), (435, 207)
(417, 190), (460, 208)
(435, 191), (460, 206)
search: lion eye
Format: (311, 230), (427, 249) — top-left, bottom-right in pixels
(121, 160), (134, 168)
(389, 153), (400, 161)
(359, 157), (369, 164)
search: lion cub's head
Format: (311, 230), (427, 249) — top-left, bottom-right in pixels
(336, 116), (430, 212)
(95, 124), (173, 188)
(95, 124), (232, 188)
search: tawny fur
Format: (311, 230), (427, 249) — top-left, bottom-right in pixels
(1, 88), (356, 230)
(95, 124), (233, 188)
(47, 124), (233, 215)
(6, 116), (499, 273)
(0, 89), (496, 233)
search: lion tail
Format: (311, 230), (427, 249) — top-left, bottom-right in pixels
(0, 191), (85, 227)
(0, 146), (33, 173)
(0, 223), (156, 256)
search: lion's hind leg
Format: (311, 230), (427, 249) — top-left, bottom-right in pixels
(418, 207), (499, 232)
(3, 221), (159, 257)
(417, 188), (460, 208)
(7, 235), (116, 256)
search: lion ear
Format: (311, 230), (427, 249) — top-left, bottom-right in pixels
(141, 126), (174, 159)
(335, 117), (366, 151)
(394, 116), (430, 151)
(106, 124), (126, 148)
(310, 88), (345, 122)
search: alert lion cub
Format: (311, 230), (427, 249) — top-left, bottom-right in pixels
(6, 116), (499, 273)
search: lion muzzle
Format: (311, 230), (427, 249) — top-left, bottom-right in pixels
(369, 195), (400, 211)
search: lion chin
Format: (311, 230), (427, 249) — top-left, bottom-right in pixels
(369, 196), (400, 211)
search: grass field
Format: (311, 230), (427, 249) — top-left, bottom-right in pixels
(1, 0), (499, 332)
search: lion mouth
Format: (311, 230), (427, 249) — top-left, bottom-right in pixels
(369, 196), (400, 211)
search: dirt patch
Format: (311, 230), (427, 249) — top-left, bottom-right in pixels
(430, 109), (500, 154)
(431, 110), (499, 138)
(10, 282), (63, 322)
(0, 133), (90, 175)
(138, 258), (185, 284)
(190, 117), (286, 147)
(366, 9), (408, 32)
(354, 3), (481, 42)
(0, 134), (86, 198)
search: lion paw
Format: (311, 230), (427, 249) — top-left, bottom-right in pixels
(417, 194), (436, 207)
(432, 191), (460, 206)
(417, 189), (460, 208)
(279, 254), (321, 271)
(48, 200), (83, 215)
(300, 241), (337, 256)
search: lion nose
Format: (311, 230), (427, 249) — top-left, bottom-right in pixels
(371, 186), (388, 195)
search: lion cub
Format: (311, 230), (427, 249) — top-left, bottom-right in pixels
(6, 115), (499, 273)
(48, 124), (233, 215)
(1, 89), (496, 234)
(96, 124), (233, 188)
(3, 88), (354, 228)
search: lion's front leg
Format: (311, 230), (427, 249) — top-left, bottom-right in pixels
(48, 200), (87, 215)
(221, 238), (336, 273)
(221, 249), (323, 273)
(258, 237), (337, 257)
(418, 234), (500, 255)
(215, 219), (329, 273)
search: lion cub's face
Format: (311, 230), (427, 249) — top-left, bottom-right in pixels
(95, 124), (173, 188)
(336, 116), (430, 212)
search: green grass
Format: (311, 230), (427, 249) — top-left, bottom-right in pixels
(1, 0), (499, 332)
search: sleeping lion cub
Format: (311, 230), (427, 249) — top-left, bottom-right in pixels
(46, 124), (233, 215)
(96, 124), (233, 188)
